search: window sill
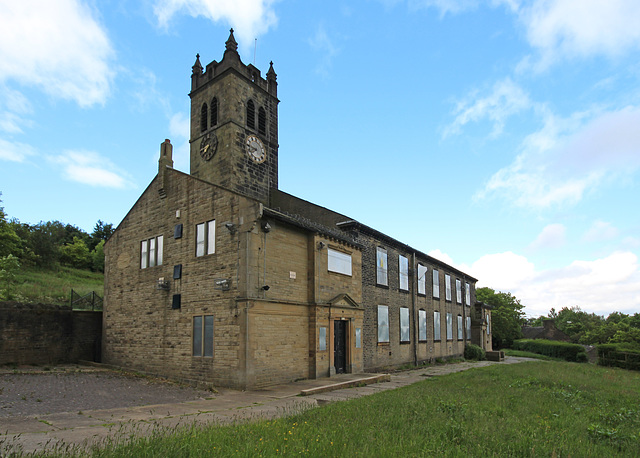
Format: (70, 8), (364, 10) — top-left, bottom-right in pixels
(400, 341), (410, 345)
(377, 342), (390, 346)
(376, 284), (389, 289)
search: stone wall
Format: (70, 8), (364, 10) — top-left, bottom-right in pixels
(0, 302), (102, 365)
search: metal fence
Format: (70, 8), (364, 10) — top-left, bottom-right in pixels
(70, 289), (103, 311)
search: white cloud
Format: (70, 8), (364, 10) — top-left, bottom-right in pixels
(529, 223), (566, 251)
(583, 221), (619, 243)
(0, 86), (33, 134)
(0, 138), (37, 162)
(473, 250), (640, 317)
(309, 24), (340, 78)
(153, 0), (278, 51)
(50, 151), (134, 189)
(444, 78), (531, 138)
(477, 106), (640, 209)
(517, 0), (640, 70)
(168, 112), (190, 171)
(0, 0), (115, 107)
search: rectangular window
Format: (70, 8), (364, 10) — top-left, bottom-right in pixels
(466, 316), (471, 339)
(193, 315), (214, 357)
(433, 269), (440, 298)
(433, 311), (441, 341)
(418, 309), (427, 341)
(446, 312), (453, 340)
(465, 282), (471, 306)
(196, 220), (215, 257)
(417, 264), (427, 295)
(328, 248), (352, 276)
(376, 247), (388, 286)
(355, 328), (362, 348)
(457, 315), (463, 340)
(377, 305), (389, 343)
(319, 327), (327, 351)
(456, 279), (462, 304)
(400, 307), (410, 342)
(140, 235), (163, 269)
(487, 313), (491, 335)
(445, 274), (452, 301)
(399, 255), (409, 291)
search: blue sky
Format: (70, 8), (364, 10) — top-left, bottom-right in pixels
(1, 0), (639, 318)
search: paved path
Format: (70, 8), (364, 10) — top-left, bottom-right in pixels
(0, 357), (533, 454)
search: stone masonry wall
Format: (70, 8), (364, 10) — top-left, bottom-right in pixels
(0, 302), (102, 365)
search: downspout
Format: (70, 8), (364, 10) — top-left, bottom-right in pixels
(411, 252), (418, 366)
(462, 274), (467, 350)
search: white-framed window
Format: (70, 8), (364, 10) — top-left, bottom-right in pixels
(355, 328), (362, 348)
(376, 247), (388, 286)
(193, 315), (214, 357)
(457, 315), (463, 340)
(399, 255), (409, 291)
(328, 248), (352, 276)
(433, 269), (440, 298)
(418, 309), (427, 341)
(465, 282), (471, 306)
(417, 264), (427, 295)
(400, 307), (410, 342)
(445, 274), (452, 301)
(466, 316), (471, 339)
(378, 305), (389, 343)
(446, 312), (453, 340)
(456, 279), (462, 304)
(433, 311), (441, 341)
(319, 327), (327, 351)
(196, 220), (215, 257)
(140, 235), (163, 269)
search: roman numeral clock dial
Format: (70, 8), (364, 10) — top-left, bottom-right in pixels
(245, 135), (266, 163)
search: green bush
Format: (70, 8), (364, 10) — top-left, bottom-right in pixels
(597, 343), (640, 371)
(464, 344), (486, 361)
(513, 339), (587, 362)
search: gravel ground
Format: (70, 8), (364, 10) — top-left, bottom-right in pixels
(0, 370), (213, 417)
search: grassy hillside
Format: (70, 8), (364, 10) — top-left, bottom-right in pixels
(9, 266), (103, 306)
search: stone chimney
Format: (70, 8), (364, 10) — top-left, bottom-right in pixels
(158, 139), (173, 198)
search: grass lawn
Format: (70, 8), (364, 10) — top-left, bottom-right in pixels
(22, 360), (639, 457)
(10, 266), (103, 306)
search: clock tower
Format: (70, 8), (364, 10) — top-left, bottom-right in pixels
(189, 29), (279, 204)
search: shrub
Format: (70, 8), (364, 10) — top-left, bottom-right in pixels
(464, 344), (486, 361)
(597, 343), (640, 371)
(512, 339), (587, 362)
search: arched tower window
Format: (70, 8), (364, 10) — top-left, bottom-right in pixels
(258, 107), (266, 136)
(210, 97), (218, 127)
(200, 103), (208, 132)
(246, 100), (255, 130)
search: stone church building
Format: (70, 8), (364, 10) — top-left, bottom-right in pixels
(103, 31), (491, 389)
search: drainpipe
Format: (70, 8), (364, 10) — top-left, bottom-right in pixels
(411, 252), (418, 366)
(462, 274), (467, 349)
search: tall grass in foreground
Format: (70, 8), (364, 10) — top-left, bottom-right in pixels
(9, 361), (640, 457)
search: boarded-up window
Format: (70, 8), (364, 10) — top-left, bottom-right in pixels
(258, 106), (266, 135)
(355, 328), (361, 348)
(328, 248), (352, 276)
(434, 311), (441, 341)
(446, 312), (453, 340)
(210, 97), (218, 127)
(417, 264), (427, 295)
(376, 247), (388, 286)
(200, 103), (208, 132)
(456, 279), (462, 304)
(400, 307), (410, 342)
(445, 274), (452, 301)
(457, 315), (463, 340)
(465, 282), (471, 306)
(419, 310), (427, 341)
(319, 327), (327, 351)
(433, 270), (440, 298)
(466, 316), (471, 339)
(378, 305), (389, 343)
(399, 255), (409, 291)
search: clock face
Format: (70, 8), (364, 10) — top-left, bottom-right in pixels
(245, 135), (266, 163)
(199, 133), (218, 161)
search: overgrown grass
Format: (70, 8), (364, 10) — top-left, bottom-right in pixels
(7, 361), (638, 457)
(9, 265), (103, 305)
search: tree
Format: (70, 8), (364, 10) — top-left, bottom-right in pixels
(59, 236), (92, 270)
(476, 287), (525, 349)
(91, 239), (105, 272)
(0, 254), (21, 300)
(90, 220), (114, 250)
(0, 193), (23, 258)
(554, 306), (604, 343)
